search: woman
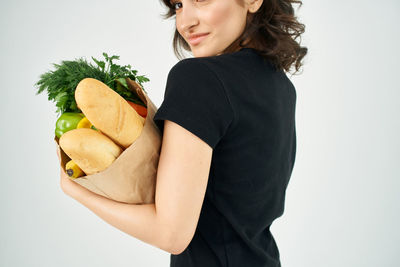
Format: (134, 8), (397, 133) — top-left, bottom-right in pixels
(57, 0), (307, 266)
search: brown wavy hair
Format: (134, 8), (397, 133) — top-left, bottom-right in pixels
(159, 0), (308, 75)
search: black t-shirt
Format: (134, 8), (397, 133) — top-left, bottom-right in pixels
(153, 47), (297, 267)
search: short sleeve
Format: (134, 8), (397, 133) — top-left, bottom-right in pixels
(153, 59), (234, 149)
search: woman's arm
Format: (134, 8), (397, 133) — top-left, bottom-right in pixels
(57, 148), (173, 253)
(154, 119), (213, 254)
(56, 118), (213, 255)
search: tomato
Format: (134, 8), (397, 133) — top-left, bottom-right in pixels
(127, 101), (147, 118)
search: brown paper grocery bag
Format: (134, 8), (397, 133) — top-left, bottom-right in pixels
(54, 78), (162, 204)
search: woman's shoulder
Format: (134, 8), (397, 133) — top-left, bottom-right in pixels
(167, 57), (222, 84)
(170, 57), (215, 72)
(170, 48), (253, 73)
(167, 49), (265, 88)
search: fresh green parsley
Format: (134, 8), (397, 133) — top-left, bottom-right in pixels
(34, 52), (150, 117)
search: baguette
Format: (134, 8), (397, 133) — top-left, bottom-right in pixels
(75, 78), (144, 148)
(59, 128), (123, 175)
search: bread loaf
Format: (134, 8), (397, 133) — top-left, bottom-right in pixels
(59, 128), (123, 175)
(75, 78), (144, 148)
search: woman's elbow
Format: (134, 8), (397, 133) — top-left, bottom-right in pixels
(167, 231), (191, 255)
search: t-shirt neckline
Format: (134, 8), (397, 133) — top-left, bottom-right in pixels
(240, 47), (256, 52)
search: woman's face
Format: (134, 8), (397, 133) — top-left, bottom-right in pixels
(172, 0), (253, 57)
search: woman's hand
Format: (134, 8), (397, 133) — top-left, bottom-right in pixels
(56, 144), (81, 197)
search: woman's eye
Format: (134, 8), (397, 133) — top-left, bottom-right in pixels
(171, 1), (182, 11)
(171, 0), (205, 11)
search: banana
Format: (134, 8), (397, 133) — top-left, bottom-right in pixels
(65, 159), (85, 179)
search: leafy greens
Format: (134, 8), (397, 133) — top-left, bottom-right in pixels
(34, 52), (150, 117)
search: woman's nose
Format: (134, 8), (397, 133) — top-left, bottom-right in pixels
(177, 3), (199, 35)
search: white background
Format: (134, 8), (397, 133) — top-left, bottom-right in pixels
(0, 0), (399, 266)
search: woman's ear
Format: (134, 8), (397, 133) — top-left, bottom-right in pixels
(247, 0), (263, 13)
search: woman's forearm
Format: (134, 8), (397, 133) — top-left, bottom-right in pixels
(68, 184), (174, 253)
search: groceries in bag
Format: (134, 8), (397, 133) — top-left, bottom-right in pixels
(60, 77), (146, 177)
(35, 52), (161, 204)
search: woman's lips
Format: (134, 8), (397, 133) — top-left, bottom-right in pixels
(188, 33), (209, 46)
